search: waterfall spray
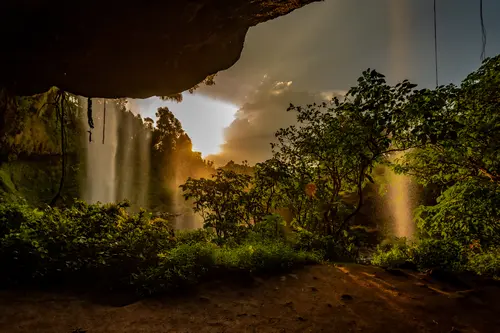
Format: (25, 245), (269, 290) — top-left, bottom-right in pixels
(136, 124), (151, 208)
(81, 98), (150, 209)
(385, 151), (416, 239)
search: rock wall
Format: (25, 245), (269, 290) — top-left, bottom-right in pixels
(1, 0), (321, 98)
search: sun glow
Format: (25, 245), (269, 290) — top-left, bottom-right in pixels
(133, 94), (238, 158)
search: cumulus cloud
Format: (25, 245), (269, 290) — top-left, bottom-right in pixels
(205, 76), (343, 166)
(196, 0), (393, 166)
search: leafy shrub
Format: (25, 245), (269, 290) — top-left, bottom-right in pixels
(467, 247), (500, 278)
(411, 239), (467, 272)
(132, 242), (216, 295)
(371, 237), (468, 273)
(291, 227), (357, 261)
(0, 201), (176, 286)
(247, 214), (287, 243)
(371, 237), (412, 268)
(415, 180), (500, 248)
(0, 202), (320, 295)
(215, 241), (319, 274)
(175, 228), (214, 245)
(180, 169), (255, 238)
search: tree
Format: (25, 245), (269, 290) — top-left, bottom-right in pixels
(392, 56), (500, 251)
(415, 179), (500, 248)
(146, 105), (214, 214)
(152, 107), (184, 153)
(270, 70), (419, 235)
(394, 56), (500, 187)
(180, 168), (253, 238)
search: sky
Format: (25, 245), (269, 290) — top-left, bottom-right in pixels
(134, 0), (500, 166)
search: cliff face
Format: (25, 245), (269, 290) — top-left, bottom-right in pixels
(0, 0), (320, 98)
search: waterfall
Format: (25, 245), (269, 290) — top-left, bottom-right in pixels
(81, 99), (118, 204)
(171, 169), (204, 230)
(81, 98), (150, 209)
(385, 152), (417, 239)
(136, 124), (151, 208)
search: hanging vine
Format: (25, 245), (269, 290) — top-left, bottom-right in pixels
(87, 97), (94, 143)
(50, 89), (67, 206)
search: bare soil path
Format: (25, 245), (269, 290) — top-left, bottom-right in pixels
(1, 264), (499, 333)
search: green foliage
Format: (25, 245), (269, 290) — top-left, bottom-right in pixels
(0, 168), (22, 203)
(290, 227), (357, 261)
(175, 228), (214, 245)
(371, 55), (500, 278)
(372, 238), (466, 272)
(250, 214), (287, 241)
(134, 239), (319, 296)
(1, 89), (85, 161)
(0, 201), (176, 285)
(467, 247), (500, 278)
(371, 238), (412, 268)
(6, 53), (500, 290)
(215, 241), (319, 274)
(0, 156), (82, 207)
(268, 70), (420, 236)
(0, 203), (319, 295)
(180, 168), (256, 238)
(153, 107), (185, 152)
(415, 180), (500, 247)
(148, 105), (214, 213)
(393, 56), (500, 186)
(132, 242), (216, 295)
(411, 239), (467, 272)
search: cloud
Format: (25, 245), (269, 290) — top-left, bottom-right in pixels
(206, 77), (343, 166)
(197, 0), (499, 166)
(196, 0), (392, 166)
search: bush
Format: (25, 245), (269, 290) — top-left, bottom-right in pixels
(371, 237), (467, 273)
(0, 201), (176, 286)
(246, 214), (287, 243)
(415, 180), (500, 248)
(411, 239), (467, 272)
(175, 228), (214, 245)
(291, 228), (357, 261)
(371, 238), (412, 268)
(132, 242), (217, 295)
(132, 240), (320, 296)
(0, 202), (320, 295)
(467, 247), (500, 278)
(215, 241), (320, 274)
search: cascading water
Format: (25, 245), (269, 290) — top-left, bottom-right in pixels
(81, 99), (118, 204)
(171, 168), (204, 230)
(135, 124), (151, 208)
(80, 97), (202, 225)
(116, 111), (134, 203)
(81, 98), (151, 209)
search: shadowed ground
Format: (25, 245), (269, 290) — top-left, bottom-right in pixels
(1, 264), (499, 333)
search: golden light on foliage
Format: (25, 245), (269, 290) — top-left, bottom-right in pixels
(305, 183), (317, 198)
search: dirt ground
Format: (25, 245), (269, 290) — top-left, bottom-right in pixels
(1, 264), (499, 333)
